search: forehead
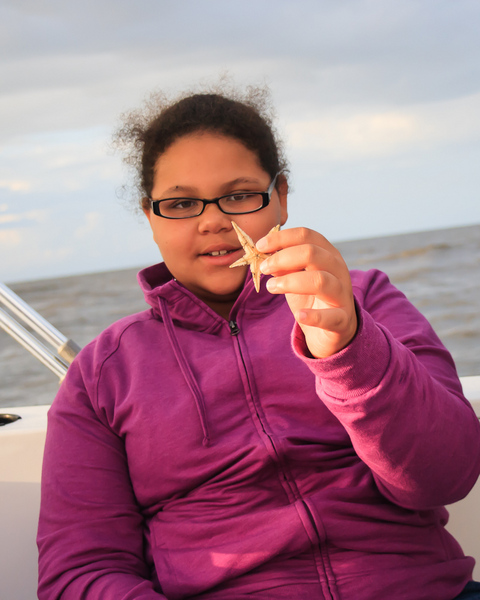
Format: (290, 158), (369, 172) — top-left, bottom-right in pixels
(153, 132), (264, 183)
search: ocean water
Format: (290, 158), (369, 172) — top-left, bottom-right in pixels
(1, 224), (479, 408)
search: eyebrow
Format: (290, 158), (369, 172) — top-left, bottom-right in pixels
(159, 177), (264, 198)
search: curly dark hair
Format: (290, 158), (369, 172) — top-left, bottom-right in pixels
(113, 81), (289, 211)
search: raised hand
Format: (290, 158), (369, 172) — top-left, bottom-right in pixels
(257, 227), (358, 359)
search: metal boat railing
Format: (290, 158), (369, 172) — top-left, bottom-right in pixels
(0, 282), (81, 382)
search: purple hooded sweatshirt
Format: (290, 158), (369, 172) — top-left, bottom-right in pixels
(37, 264), (480, 600)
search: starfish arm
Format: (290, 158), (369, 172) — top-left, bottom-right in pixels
(250, 257), (264, 292)
(229, 257), (249, 268)
(231, 221), (255, 250)
(229, 221), (280, 292)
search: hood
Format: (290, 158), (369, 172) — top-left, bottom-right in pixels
(137, 261), (280, 333)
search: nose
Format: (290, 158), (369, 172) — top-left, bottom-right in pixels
(197, 203), (232, 234)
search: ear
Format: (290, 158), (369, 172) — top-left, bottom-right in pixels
(276, 174), (288, 226)
(142, 200), (153, 225)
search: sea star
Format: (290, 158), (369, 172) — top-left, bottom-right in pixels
(229, 221), (280, 292)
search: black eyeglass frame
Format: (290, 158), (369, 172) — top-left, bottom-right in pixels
(149, 173), (280, 219)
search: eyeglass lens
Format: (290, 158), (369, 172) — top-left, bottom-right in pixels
(159, 193), (265, 218)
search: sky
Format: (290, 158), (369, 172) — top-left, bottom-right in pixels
(1, 0), (480, 283)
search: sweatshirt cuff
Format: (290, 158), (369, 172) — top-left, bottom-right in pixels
(291, 301), (392, 400)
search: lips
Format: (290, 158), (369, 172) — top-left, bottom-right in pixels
(199, 245), (244, 267)
(200, 244), (240, 257)
(205, 249), (237, 257)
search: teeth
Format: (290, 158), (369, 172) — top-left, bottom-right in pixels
(209, 250), (229, 256)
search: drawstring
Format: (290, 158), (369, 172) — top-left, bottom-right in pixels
(158, 297), (211, 447)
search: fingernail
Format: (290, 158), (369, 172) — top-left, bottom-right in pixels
(266, 278), (277, 292)
(256, 237), (267, 251)
(296, 310), (308, 322)
(260, 259), (269, 274)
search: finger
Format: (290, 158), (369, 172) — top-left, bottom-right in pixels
(266, 270), (344, 304)
(256, 227), (338, 256)
(260, 243), (339, 277)
(295, 307), (352, 333)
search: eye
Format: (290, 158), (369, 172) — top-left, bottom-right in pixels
(166, 198), (199, 210)
(158, 198), (202, 217)
(224, 193), (257, 204)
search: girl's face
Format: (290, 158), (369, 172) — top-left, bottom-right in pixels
(143, 132), (288, 317)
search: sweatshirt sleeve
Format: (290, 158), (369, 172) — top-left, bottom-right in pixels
(37, 348), (166, 600)
(292, 269), (480, 510)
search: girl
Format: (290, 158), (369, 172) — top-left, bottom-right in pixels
(37, 86), (480, 599)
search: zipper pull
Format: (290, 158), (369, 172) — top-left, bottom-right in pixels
(229, 320), (240, 336)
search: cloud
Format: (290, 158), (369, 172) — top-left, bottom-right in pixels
(0, 128), (120, 196)
(1, 0), (480, 142)
(287, 91), (480, 161)
(0, 213), (24, 225)
(0, 196), (155, 283)
(0, 179), (31, 192)
(1, 0), (479, 282)
(0, 229), (22, 246)
(74, 211), (103, 240)
(0, 210), (77, 282)
(288, 112), (418, 160)
(0, 210), (48, 228)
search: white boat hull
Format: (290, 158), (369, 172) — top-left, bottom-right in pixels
(1, 376), (480, 599)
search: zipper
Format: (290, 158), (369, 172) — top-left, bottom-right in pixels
(228, 320), (240, 336)
(228, 317), (336, 599)
(228, 319), (298, 501)
(301, 500), (336, 600)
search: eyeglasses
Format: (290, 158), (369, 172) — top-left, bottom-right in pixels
(149, 173), (280, 219)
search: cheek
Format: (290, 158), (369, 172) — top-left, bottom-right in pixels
(272, 200), (287, 226)
(150, 221), (170, 249)
(152, 227), (186, 264)
(152, 228), (162, 247)
(149, 226), (169, 261)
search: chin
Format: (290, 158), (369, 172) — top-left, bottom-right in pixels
(207, 286), (244, 300)
(203, 278), (246, 301)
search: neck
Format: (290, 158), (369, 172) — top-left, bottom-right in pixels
(203, 298), (236, 320)
(170, 273), (246, 321)
(192, 285), (244, 320)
